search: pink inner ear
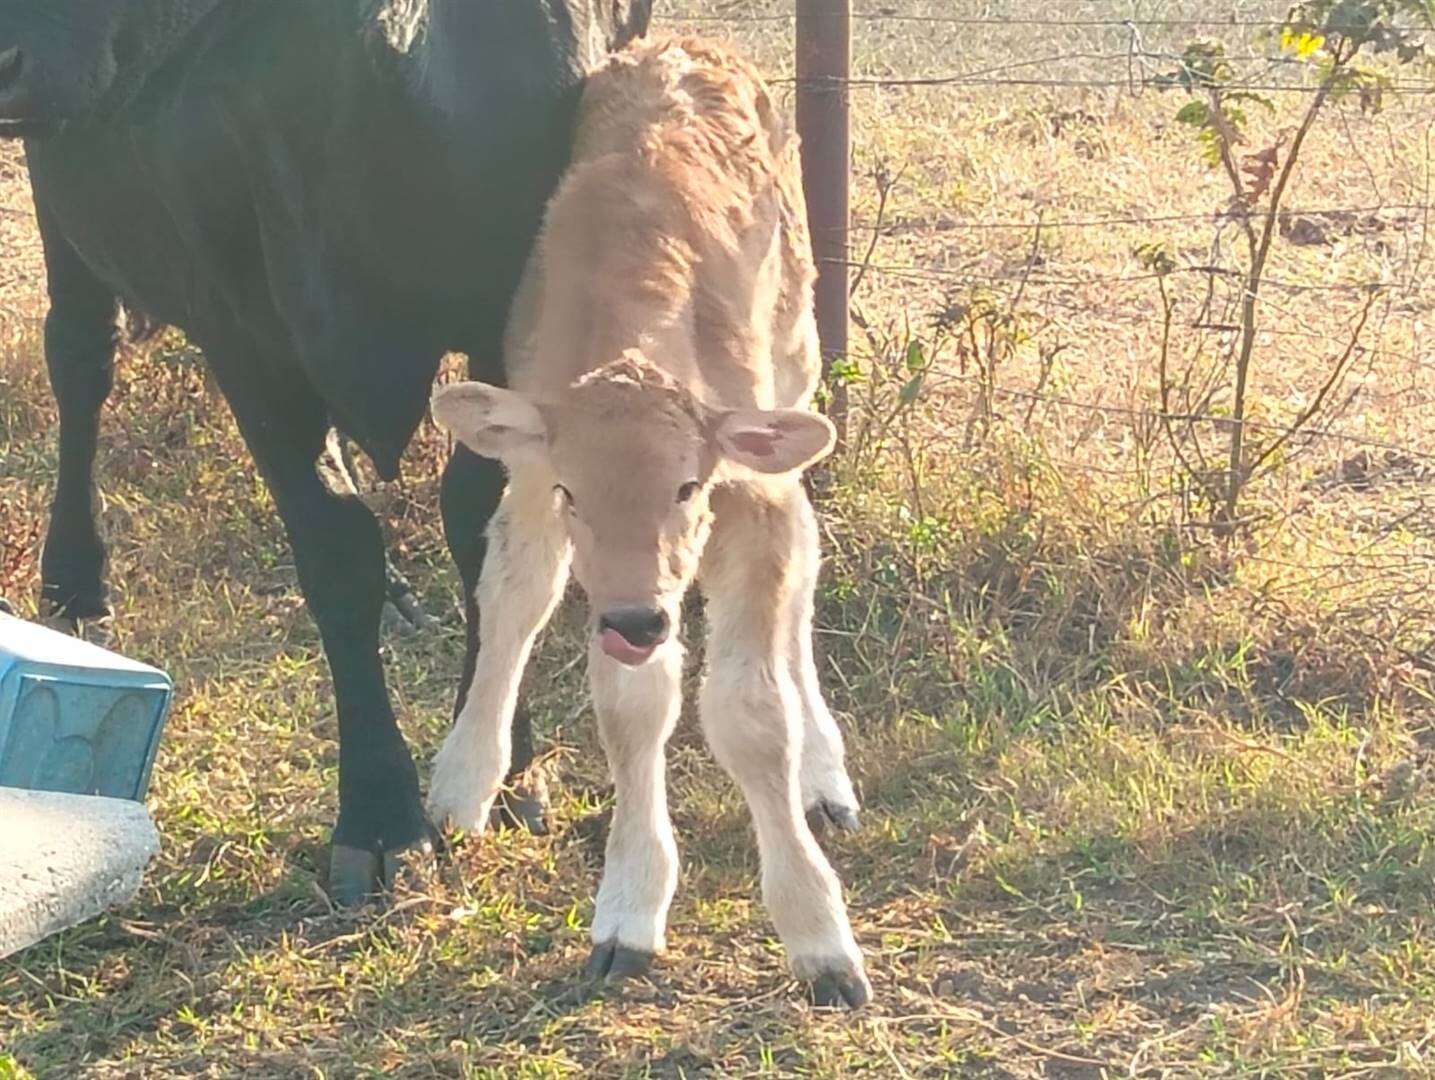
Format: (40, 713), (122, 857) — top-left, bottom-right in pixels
(729, 428), (780, 457)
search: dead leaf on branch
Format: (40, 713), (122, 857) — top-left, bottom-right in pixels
(1242, 144), (1281, 203)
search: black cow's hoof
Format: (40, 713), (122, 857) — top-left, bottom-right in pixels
(40, 604), (115, 647)
(806, 799), (861, 836)
(41, 581), (112, 625)
(383, 565), (438, 634)
(490, 772), (551, 835)
(328, 835), (435, 908)
(584, 940), (655, 983)
(806, 960), (873, 1009)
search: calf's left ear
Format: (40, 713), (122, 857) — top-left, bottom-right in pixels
(713, 408), (837, 474)
(431, 381), (548, 463)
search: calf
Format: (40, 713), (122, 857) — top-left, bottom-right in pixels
(430, 37), (869, 1007)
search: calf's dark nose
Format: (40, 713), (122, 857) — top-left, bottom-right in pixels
(599, 607), (670, 648)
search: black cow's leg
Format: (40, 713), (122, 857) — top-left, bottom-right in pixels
(441, 444), (550, 834)
(35, 203), (120, 625)
(208, 354), (431, 904)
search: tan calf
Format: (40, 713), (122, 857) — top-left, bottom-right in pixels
(427, 37), (869, 1007)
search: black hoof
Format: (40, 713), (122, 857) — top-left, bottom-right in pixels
(384, 566), (438, 633)
(806, 800), (861, 836)
(41, 583), (112, 625)
(0, 597), (13, 615)
(327, 835), (435, 908)
(584, 940), (655, 983)
(490, 773), (551, 835)
(807, 962), (872, 1009)
(40, 605), (115, 647)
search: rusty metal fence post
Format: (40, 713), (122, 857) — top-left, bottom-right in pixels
(796, 0), (851, 435)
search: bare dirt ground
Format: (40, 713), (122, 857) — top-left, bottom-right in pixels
(2, 3), (1434, 1076)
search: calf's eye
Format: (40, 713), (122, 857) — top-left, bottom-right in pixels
(555, 484), (575, 508)
(677, 481), (701, 504)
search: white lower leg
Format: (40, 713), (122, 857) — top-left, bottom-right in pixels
(696, 481), (867, 997)
(428, 482), (570, 831)
(700, 660), (863, 978)
(589, 641), (683, 954)
(787, 496), (859, 817)
(791, 599), (859, 818)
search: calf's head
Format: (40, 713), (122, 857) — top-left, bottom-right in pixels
(434, 357), (834, 666)
(0, 0), (221, 133)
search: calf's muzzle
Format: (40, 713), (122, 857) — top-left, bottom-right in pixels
(598, 607), (670, 665)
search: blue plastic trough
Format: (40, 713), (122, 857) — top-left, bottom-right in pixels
(0, 614), (172, 802)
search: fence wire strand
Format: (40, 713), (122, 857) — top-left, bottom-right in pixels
(679, 12), (1387, 30)
(837, 203), (1434, 234)
(898, 369), (1435, 466)
(822, 257), (1426, 296)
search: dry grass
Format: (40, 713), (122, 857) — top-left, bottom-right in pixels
(3, 2), (1435, 1076)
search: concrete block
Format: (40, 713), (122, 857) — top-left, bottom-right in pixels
(0, 786), (160, 959)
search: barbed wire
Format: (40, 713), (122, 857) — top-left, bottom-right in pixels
(847, 271), (1435, 379)
(831, 202), (1435, 234)
(730, 25), (1435, 94)
(851, 304), (1435, 381)
(821, 256), (1425, 295)
(780, 72), (1435, 93)
(840, 224), (1434, 373)
(673, 12), (1370, 30)
(880, 367), (1435, 465)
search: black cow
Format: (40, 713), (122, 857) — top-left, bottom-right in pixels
(1, 0), (651, 904)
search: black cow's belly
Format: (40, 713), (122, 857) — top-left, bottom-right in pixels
(30, 119), (261, 343)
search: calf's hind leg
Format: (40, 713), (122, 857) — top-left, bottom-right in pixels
(698, 483), (870, 1007)
(35, 202), (120, 627)
(777, 304), (859, 832)
(787, 490), (861, 834)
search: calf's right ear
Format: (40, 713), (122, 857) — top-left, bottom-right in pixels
(713, 407), (837, 474)
(431, 382), (548, 462)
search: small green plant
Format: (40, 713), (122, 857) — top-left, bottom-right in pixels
(1154, 0), (1433, 529)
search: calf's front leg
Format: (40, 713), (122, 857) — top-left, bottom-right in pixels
(584, 638), (684, 982)
(428, 474), (571, 831)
